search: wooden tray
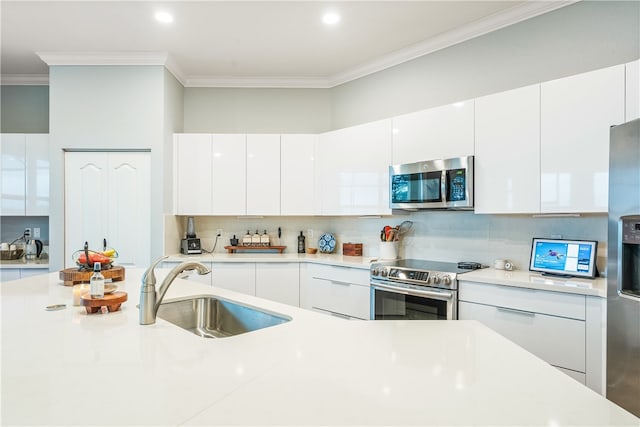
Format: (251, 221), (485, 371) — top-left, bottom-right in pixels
(224, 245), (286, 254)
(81, 291), (128, 314)
(59, 265), (125, 286)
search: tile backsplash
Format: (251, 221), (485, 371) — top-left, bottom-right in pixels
(1, 216), (49, 244)
(168, 212), (608, 275)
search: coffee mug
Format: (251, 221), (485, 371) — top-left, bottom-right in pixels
(494, 259), (507, 270)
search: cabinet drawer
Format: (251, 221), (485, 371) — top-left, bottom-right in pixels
(459, 301), (585, 372)
(310, 277), (370, 320)
(459, 281), (585, 320)
(308, 263), (369, 286)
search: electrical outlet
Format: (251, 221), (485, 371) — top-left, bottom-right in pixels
(216, 229), (223, 237)
(24, 228), (31, 238)
(33, 228), (40, 238)
(307, 229), (314, 239)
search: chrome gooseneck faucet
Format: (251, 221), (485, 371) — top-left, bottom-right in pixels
(139, 255), (211, 325)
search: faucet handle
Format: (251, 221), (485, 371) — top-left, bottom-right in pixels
(142, 255), (169, 287)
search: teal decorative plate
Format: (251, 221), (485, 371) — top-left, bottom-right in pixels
(318, 233), (336, 253)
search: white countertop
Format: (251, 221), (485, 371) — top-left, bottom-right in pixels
(1, 269), (636, 426)
(460, 268), (608, 298)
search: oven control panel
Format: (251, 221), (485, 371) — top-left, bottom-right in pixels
(371, 265), (456, 288)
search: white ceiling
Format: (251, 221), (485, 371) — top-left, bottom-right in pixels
(1, 1), (574, 88)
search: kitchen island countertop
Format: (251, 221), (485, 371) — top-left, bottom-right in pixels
(1, 269), (636, 426)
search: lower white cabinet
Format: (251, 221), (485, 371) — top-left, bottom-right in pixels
(458, 280), (604, 394)
(161, 261), (213, 286)
(301, 264), (370, 320)
(0, 268), (49, 282)
(255, 263), (299, 306)
(211, 262), (256, 296)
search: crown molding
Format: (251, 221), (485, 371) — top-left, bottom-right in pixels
(1, 74), (49, 85)
(36, 51), (170, 67)
(184, 75), (331, 89)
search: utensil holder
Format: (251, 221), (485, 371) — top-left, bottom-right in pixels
(379, 242), (398, 260)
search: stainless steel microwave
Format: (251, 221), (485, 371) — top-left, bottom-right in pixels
(389, 156), (474, 210)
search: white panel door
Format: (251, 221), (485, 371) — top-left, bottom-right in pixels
(255, 263), (300, 306)
(64, 152), (109, 267)
(475, 84), (541, 214)
(107, 152), (151, 267)
(281, 134), (317, 215)
(626, 59), (640, 121)
(319, 119), (392, 215)
(392, 100), (474, 164)
(25, 134), (50, 215)
(212, 134), (246, 215)
(246, 134), (280, 215)
(541, 64), (625, 213)
(0, 134), (26, 215)
(174, 134), (212, 215)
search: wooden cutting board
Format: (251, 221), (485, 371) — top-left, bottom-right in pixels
(59, 266), (125, 286)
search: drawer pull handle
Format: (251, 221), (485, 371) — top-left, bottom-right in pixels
(497, 306), (536, 317)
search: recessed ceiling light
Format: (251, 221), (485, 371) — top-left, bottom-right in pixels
(322, 12), (340, 25)
(154, 11), (174, 24)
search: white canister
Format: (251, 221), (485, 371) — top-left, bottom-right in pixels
(379, 241), (398, 260)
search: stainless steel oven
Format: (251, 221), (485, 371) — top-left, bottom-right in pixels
(370, 259), (474, 321)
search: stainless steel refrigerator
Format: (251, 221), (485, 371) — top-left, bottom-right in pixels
(607, 118), (640, 417)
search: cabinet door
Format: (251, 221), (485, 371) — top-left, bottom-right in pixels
(626, 60), (639, 121)
(19, 268), (49, 279)
(392, 100), (474, 164)
(246, 134), (280, 215)
(25, 134), (49, 215)
(211, 262), (255, 296)
(255, 263), (299, 306)
(475, 85), (541, 213)
(212, 134), (246, 215)
(541, 65), (625, 213)
(281, 134), (317, 215)
(319, 119), (392, 215)
(0, 269), (21, 282)
(174, 134), (212, 215)
(64, 152), (109, 267)
(0, 134), (26, 215)
(107, 152), (151, 268)
(459, 301), (586, 373)
(161, 261), (212, 286)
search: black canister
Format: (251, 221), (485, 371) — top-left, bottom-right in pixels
(297, 231), (305, 254)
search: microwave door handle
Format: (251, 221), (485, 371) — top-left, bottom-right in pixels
(373, 283), (453, 300)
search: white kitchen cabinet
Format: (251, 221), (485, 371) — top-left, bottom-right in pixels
(0, 269), (21, 282)
(302, 263), (370, 320)
(255, 262), (299, 306)
(174, 134), (213, 215)
(0, 133), (49, 216)
(318, 119), (392, 215)
(211, 262), (256, 296)
(17, 268), (49, 279)
(160, 261), (213, 286)
(391, 100), (474, 165)
(475, 85), (541, 214)
(458, 280), (605, 393)
(281, 134), (318, 215)
(626, 59), (640, 121)
(212, 134), (246, 215)
(65, 152), (150, 268)
(540, 64), (625, 213)
(246, 134), (280, 215)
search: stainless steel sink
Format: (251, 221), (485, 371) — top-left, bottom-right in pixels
(156, 295), (291, 338)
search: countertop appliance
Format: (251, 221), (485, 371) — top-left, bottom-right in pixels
(370, 259), (479, 321)
(607, 119), (640, 417)
(389, 155), (474, 210)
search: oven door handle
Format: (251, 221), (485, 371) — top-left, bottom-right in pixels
(371, 283), (453, 300)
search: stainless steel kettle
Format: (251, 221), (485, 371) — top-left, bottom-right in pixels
(25, 239), (43, 259)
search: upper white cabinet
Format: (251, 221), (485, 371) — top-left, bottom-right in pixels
(318, 119), (392, 215)
(212, 134), (246, 215)
(540, 64), (625, 213)
(281, 134), (318, 215)
(475, 85), (541, 214)
(174, 134), (213, 215)
(626, 59), (640, 121)
(246, 134), (281, 215)
(0, 134), (49, 216)
(391, 100), (474, 165)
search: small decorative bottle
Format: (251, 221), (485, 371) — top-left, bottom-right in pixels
(90, 262), (105, 299)
(298, 231), (306, 254)
(252, 230), (261, 246)
(260, 230), (270, 247)
(243, 230), (252, 246)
